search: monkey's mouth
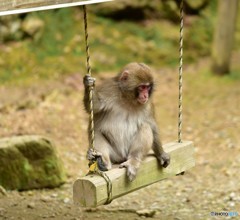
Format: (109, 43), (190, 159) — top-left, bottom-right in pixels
(137, 98), (148, 104)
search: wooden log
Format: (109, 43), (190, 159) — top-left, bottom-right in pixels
(73, 141), (195, 207)
(0, 0), (114, 16)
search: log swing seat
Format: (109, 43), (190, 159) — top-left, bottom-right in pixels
(73, 141), (195, 207)
(73, 0), (195, 207)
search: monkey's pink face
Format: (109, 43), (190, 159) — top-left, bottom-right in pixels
(137, 84), (153, 104)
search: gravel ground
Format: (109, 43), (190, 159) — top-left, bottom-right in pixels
(0, 60), (239, 219)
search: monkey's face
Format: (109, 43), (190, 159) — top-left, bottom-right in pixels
(136, 83), (153, 104)
(118, 63), (154, 105)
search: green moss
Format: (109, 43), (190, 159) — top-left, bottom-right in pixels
(0, 136), (66, 190)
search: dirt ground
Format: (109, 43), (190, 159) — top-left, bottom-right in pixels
(0, 58), (239, 220)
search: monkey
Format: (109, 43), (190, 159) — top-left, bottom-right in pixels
(83, 62), (170, 181)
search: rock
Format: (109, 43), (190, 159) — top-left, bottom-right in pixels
(40, 196), (51, 203)
(0, 15), (23, 41)
(0, 185), (7, 196)
(21, 16), (44, 40)
(136, 209), (156, 218)
(229, 192), (236, 201)
(0, 135), (66, 190)
(27, 202), (35, 209)
(63, 198), (70, 204)
(51, 193), (58, 198)
(27, 191), (33, 196)
(90, 0), (162, 21)
(183, 197), (191, 203)
(0, 15), (44, 42)
(229, 202), (235, 207)
(90, 0), (180, 22)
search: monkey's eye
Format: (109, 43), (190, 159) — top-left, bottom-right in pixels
(138, 85), (151, 91)
(140, 85), (147, 90)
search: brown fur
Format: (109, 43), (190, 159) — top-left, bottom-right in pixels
(83, 62), (170, 181)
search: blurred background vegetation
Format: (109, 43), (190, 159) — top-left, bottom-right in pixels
(0, 0), (239, 85)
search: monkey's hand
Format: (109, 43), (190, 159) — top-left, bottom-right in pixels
(158, 152), (170, 168)
(87, 148), (102, 161)
(83, 74), (95, 88)
(87, 149), (108, 172)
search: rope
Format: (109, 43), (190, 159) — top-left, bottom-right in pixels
(96, 170), (113, 204)
(178, 0), (184, 143)
(87, 169), (113, 204)
(83, 5), (95, 151)
(82, 5), (112, 205)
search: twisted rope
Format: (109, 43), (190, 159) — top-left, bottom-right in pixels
(83, 5), (112, 205)
(83, 5), (95, 150)
(97, 170), (113, 204)
(178, 0), (184, 143)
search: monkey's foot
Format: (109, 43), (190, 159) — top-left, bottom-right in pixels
(119, 161), (137, 182)
(96, 157), (108, 171)
(158, 152), (170, 168)
(83, 74), (95, 87)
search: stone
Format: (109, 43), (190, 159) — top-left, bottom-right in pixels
(90, 0), (180, 22)
(90, 0), (162, 20)
(0, 135), (66, 190)
(27, 202), (35, 209)
(63, 198), (70, 204)
(0, 185), (7, 196)
(0, 15), (23, 41)
(136, 209), (156, 218)
(21, 16), (44, 40)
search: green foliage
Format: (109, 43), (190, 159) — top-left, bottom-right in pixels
(185, 16), (214, 61)
(0, 1), (239, 85)
(90, 16), (179, 71)
(31, 9), (75, 58)
(222, 70), (240, 81)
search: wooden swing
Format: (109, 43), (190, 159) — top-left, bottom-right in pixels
(73, 0), (195, 207)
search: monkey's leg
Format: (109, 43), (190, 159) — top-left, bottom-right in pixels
(94, 132), (112, 171)
(119, 124), (153, 181)
(152, 129), (170, 168)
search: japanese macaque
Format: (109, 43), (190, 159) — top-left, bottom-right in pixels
(83, 62), (170, 181)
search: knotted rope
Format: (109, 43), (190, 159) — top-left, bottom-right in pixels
(82, 5), (112, 204)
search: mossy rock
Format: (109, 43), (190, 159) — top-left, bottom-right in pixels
(0, 135), (66, 190)
(90, 0), (163, 21)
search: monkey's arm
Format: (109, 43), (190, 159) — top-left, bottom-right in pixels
(151, 121), (170, 168)
(83, 75), (103, 113)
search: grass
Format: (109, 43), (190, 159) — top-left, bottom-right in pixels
(0, 1), (239, 85)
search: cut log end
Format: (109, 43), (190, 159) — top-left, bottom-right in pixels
(73, 141), (195, 207)
(73, 178), (97, 207)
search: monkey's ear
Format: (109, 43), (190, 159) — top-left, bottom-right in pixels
(120, 71), (129, 81)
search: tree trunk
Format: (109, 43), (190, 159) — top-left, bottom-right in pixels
(211, 0), (239, 75)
